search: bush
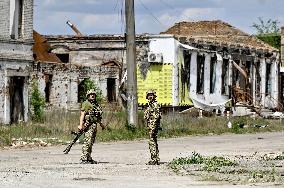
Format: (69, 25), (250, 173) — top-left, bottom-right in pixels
(31, 80), (45, 122)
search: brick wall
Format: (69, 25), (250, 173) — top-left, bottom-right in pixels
(0, 0), (33, 41)
(0, 0), (10, 39)
(22, 0), (33, 40)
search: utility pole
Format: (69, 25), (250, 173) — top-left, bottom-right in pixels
(125, 0), (138, 126)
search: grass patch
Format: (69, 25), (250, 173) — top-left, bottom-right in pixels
(1, 110), (284, 147)
(169, 152), (284, 184)
(169, 152), (236, 173)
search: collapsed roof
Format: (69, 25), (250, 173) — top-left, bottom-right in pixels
(161, 20), (278, 53)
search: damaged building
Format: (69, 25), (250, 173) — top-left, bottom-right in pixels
(0, 0), (34, 124)
(42, 34), (151, 110)
(138, 20), (280, 114)
(33, 32), (121, 111)
(0, 0), (282, 124)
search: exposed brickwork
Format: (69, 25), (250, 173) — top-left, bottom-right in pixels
(22, 0), (33, 40)
(0, 0), (33, 41)
(0, 0), (10, 39)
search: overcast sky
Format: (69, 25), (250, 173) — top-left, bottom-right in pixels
(34, 0), (284, 36)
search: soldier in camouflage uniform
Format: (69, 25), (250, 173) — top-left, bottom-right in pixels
(144, 89), (162, 165)
(78, 89), (105, 164)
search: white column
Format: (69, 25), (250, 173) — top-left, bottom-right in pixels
(190, 51), (197, 95)
(172, 45), (180, 107)
(260, 58), (266, 106)
(203, 54), (211, 97)
(215, 54), (223, 95)
(23, 77), (29, 122)
(271, 61), (279, 107)
(4, 73), (10, 124)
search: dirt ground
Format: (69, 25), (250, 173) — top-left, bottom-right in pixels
(1, 132), (284, 188)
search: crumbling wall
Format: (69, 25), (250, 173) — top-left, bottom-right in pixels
(70, 50), (125, 67)
(0, 68), (5, 123)
(0, 61), (31, 124)
(136, 42), (150, 79)
(30, 62), (119, 111)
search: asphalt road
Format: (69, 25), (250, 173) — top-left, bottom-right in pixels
(1, 132), (284, 188)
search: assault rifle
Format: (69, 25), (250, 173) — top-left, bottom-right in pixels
(63, 128), (87, 154)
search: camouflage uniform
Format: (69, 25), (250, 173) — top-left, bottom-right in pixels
(80, 91), (102, 163)
(144, 90), (162, 165)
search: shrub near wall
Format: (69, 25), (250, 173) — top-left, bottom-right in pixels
(256, 34), (281, 49)
(31, 80), (45, 122)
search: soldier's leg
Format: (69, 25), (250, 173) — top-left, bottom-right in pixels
(81, 124), (97, 162)
(148, 128), (159, 163)
(154, 128), (160, 162)
(152, 129), (160, 163)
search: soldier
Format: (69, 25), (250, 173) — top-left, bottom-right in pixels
(78, 89), (105, 164)
(144, 89), (162, 165)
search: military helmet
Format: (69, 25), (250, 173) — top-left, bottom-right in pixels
(86, 89), (96, 97)
(146, 89), (156, 99)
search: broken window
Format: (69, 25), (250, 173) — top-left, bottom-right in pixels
(255, 61), (261, 98)
(78, 79), (86, 103)
(210, 55), (217, 94)
(181, 50), (191, 100)
(221, 59), (229, 95)
(196, 54), (205, 94)
(245, 61), (252, 96)
(107, 78), (116, 102)
(44, 74), (53, 103)
(56, 54), (69, 63)
(265, 63), (272, 95)
(10, 0), (23, 39)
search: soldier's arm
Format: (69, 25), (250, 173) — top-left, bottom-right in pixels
(144, 108), (150, 120)
(78, 111), (86, 130)
(96, 105), (105, 129)
(153, 103), (162, 120)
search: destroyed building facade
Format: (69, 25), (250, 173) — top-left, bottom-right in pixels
(0, 1), (282, 124)
(146, 20), (281, 113)
(0, 0), (34, 124)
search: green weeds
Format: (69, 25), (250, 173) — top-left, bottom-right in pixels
(1, 110), (284, 147)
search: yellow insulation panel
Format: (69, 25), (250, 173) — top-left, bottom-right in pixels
(137, 63), (173, 105)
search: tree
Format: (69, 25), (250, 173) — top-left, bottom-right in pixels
(252, 17), (280, 34)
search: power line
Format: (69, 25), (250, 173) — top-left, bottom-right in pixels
(158, 0), (175, 10)
(157, 0), (193, 22)
(137, 0), (168, 30)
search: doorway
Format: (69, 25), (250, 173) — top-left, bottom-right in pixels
(107, 78), (116, 102)
(10, 76), (25, 123)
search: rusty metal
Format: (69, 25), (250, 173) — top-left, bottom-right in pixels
(66, 20), (83, 37)
(33, 31), (62, 63)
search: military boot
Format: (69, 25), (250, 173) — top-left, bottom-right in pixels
(146, 160), (159, 165)
(80, 159), (98, 164)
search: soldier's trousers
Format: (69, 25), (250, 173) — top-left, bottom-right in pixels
(148, 128), (159, 162)
(81, 123), (97, 161)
